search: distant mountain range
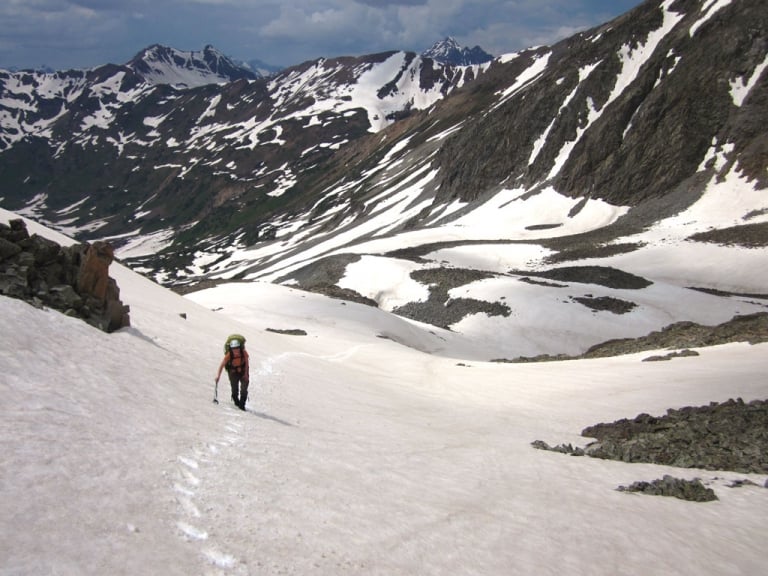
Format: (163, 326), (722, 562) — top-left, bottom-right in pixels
(2, 37), (492, 82)
(1, 0), (766, 357)
(126, 44), (260, 88)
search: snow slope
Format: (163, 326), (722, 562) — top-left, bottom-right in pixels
(194, 160), (768, 361)
(1, 209), (767, 575)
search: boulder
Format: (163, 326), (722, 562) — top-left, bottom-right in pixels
(77, 241), (114, 301)
(0, 219), (130, 333)
(618, 475), (718, 502)
(0, 237), (21, 261)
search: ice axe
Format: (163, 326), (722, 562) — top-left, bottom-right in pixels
(213, 378), (219, 404)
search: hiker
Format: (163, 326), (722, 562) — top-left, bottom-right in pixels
(215, 334), (250, 410)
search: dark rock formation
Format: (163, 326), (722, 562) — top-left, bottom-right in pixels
(533, 398), (768, 474)
(500, 312), (768, 362)
(642, 349), (700, 362)
(511, 266), (653, 289)
(0, 219), (130, 332)
(688, 221), (768, 248)
(393, 267), (511, 329)
(617, 476), (718, 502)
(581, 398), (768, 473)
(583, 312), (768, 358)
(266, 328), (308, 336)
(572, 295), (637, 314)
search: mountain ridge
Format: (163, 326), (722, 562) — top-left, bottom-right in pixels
(126, 44), (261, 88)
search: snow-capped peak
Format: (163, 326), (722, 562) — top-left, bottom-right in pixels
(127, 44), (259, 89)
(422, 36), (493, 65)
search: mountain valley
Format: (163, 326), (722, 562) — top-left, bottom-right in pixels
(1, 0), (766, 360)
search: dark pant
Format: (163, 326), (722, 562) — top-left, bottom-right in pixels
(228, 369), (249, 406)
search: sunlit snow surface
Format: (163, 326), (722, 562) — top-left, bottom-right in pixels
(2, 209), (767, 576)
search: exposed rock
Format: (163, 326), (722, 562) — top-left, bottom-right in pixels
(688, 286), (768, 300)
(1, 0), (766, 288)
(278, 253), (361, 288)
(266, 328), (308, 336)
(578, 398), (768, 474)
(511, 266), (653, 289)
(572, 295), (637, 314)
(498, 313), (768, 363)
(583, 312), (768, 358)
(518, 276), (567, 288)
(0, 236), (21, 260)
(534, 399), (768, 474)
(77, 241), (114, 301)
(534, 399), (768, 503)
(496, 353), (572, 363)
(276, 254), (379, 307)
(617, 476), (718, 502)
(394, 295), (511, 330)
(530, 440), (585, 456)
(728, 479), (759, 488)
(688, 221), (768, 248)
(283, 258), (511, 327)
(48, 284), (82, 310)
(543, 242), (645, 265)
(0, 219), (130, 333)
(393, 267), (511, 329)
(642, 349), (700, 362)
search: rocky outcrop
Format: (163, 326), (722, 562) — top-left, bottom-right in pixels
(499, 312), (768, 362)
(533, 398), (768, 474)
(0, 219), (130, 332)
(617, 476), (718, 502)
(392, 267), (510, 329)
(580, 398), (768, 473)
(512, 266), (653, 289)
(434, 0), (768, 206)
(582, 312), (768, 358)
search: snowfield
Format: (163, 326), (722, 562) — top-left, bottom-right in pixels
(1, 211), (767, 575)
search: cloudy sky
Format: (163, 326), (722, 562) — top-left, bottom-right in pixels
(1, 0), (642, 71)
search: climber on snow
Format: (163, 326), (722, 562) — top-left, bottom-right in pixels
(215, 334), (250, 410)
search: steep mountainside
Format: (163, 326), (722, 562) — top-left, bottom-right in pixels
(1, 0), (767, 358)
(0, 46), (485, 248)
(433, 0), (768, 207)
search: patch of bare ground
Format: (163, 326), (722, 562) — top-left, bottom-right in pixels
(510, 265), (653, 289)
(688, 221), (768, 248)
(572, 295), (637, 314)
(533, 398), (768, 478)
(494, 312), (768, 363)
(543, 242), (645, 265)
(393, 267), (511, 329)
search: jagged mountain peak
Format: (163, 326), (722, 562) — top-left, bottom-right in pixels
(126, 43), (259, 88)
(422, 36), (494, 65)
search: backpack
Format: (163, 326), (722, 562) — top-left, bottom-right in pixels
(224, 334), (247, 373)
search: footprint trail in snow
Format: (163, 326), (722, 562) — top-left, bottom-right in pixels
(166, 356), (284, 573)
